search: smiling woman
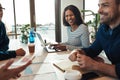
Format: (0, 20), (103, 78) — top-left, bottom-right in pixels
(50, 5), (90, 51)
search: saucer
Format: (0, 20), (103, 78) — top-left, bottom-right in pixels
(64, 70), (82, 80)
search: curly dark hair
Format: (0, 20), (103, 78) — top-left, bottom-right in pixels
(63, 5), (84, 26)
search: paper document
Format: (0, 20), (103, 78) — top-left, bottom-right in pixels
(18, 72), (57, 80)
(53, 60), (79, 72)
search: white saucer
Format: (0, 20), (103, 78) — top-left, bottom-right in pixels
(64, 70), (82, 80)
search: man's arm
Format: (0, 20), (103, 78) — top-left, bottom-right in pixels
(76, 53), (118, 78)
(0, 51), (16, 60)
(94, 62), (117, 78)
(82, 27), (103, 58)
(0, 48), (26, 61)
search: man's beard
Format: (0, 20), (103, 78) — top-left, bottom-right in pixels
(99, 13), (118, 25)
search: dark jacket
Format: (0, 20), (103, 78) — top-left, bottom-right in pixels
(82, 24), (120, 78)
(0, 21), (16, 60)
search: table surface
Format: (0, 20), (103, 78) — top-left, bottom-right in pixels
(0, 38), (118, 80)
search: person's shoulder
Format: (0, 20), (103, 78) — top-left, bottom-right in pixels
(0, 21), (4, 25)
(78, 24), (88, 30)
(99, 24), (107, 27)
(98, 24), (108, 31)
(96, 24), (109, 35)
(0, 21), (5, 29)
(79, 24), (87, 27)
(66, 26), (71, 29)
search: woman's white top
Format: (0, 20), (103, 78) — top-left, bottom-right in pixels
(62, 24), (90, 51)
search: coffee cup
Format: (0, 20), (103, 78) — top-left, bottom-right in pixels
(28, 43), (35, 54)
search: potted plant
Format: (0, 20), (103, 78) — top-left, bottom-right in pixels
(81, 10), (100, 43)
(20, 24), (30, 44)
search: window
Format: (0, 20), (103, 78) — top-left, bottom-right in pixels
(1, 0), (14, 33)
(35, 0), (55, 42)
(15, 0), (30, 25)
(84, 0), (99, 22)
(85, 0), (99, 43)
(1, 0), (30, 39)
(1, 0), (56, 42)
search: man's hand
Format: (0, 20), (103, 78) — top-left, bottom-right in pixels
(0, 59), (31, 80)
(16, 48), (26, 56)
(76, 53), (98, 71)
(69, 49), (85, 61)
(93, 56), (104, 63)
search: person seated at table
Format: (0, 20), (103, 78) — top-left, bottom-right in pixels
(0, 3), (25, 60)
(51, 5), (90, 51)
(69, 0), (120, 79)
(0, 59), (31, 80)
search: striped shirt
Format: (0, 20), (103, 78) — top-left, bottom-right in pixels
(62, 24), (90, 50)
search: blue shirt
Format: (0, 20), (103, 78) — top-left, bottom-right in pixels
(0, 21), (16, 60)
(82, 24), (120, 78)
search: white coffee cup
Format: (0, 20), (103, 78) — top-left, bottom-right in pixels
(64, 70), (82, 80)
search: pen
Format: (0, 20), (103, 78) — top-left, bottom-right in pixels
(53, 63), (65, 73)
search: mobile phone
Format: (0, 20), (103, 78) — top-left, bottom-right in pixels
(81, 72), (99, 80)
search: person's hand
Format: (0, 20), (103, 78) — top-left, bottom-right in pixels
(54, 45), (67, 51)
(50, 44), (58, 46)
(16, 48), (26, 56)
(50, 44), (67, 51)
(69, 49), (86, 61)
(93, 56), (104, 63)
(76, 53), (98, 71)
(0, 59), (31, 80)
(69, 49), (80, 61)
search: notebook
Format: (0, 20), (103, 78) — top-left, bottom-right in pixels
(53, 60), (79, 72)
(36, 32), (61, 53)
(53, 60), (93, 74)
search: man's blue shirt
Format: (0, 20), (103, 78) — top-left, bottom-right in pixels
(83, 24), (120, 78)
